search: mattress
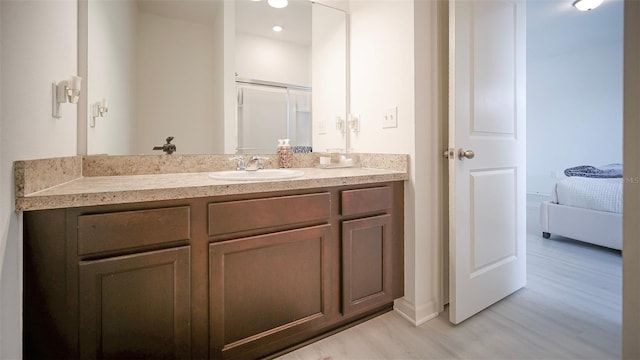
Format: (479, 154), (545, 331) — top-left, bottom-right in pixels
(550, 177), (623, 214)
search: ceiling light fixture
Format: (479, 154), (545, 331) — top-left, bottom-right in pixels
(572, 0), (603, 11)
(272, 25), (283, 32)
(268, 0), (288, 9)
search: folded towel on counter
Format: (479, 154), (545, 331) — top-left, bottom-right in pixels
(292, 146), (312, 153)
(564, 163), (623, 178)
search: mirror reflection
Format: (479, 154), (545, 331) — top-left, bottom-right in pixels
(84, 0), (347, 156)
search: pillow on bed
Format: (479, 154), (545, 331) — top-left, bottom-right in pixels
(564, 163), (622, 178)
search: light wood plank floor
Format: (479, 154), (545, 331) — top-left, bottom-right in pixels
(279, 196), (622, 359)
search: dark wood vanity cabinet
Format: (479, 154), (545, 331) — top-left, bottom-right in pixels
(78, 247), (192, 359)
(24, 205), (193, 359)
(23, 182), (403, 359)
(340, 186), (401, 317)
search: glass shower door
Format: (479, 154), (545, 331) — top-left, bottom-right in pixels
(289, 89), (312, 152)
(237, 84), (288, 154)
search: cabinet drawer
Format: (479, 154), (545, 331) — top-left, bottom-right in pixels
(77, 206), (190, 256)
(341, 186), (391, 216)
(208, 193), (331, 236)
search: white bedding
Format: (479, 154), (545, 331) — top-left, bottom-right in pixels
(550, 177), (623, 214)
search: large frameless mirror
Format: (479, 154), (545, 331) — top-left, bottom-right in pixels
(79, 0), (347, 155)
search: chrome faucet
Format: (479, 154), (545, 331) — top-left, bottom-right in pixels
(229, 156), (246, 171)
(246, 156), (268, 171)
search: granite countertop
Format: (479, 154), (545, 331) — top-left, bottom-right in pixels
(15, 154), (409, 211)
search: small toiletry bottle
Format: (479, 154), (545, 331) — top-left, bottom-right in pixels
(280, 139), (293, 168)
(276, 139), (284, 168)
(276, 139), (284, 156)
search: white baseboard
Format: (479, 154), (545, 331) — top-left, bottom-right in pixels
(393, 298), (440, 326)
(527, 192), (550, 202)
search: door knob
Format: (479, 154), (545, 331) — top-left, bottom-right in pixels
(458, 148), (475, 160)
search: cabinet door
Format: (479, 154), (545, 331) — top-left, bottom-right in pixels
(79, 247), (191, 359)
(342, 214), (393, 315)
(209, 224), (331, 359)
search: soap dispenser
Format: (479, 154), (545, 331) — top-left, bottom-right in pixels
(278, 139), (293, 168)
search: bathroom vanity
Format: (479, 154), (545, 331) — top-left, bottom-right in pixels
(17, 154), (407, 359)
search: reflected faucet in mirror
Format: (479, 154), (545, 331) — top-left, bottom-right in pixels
(153, 136), (177, 155)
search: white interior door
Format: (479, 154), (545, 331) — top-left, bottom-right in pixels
(448, 0), (527, 324)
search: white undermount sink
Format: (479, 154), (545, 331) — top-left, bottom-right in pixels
(208, 169), (305, 181)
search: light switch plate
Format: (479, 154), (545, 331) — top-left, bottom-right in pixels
(318, 120), (327, 135)
(382, 107), (398, 128)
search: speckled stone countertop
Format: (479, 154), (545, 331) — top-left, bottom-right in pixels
(15, 153), (408, 211)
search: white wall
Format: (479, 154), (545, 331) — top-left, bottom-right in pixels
(526, 0), (623, 195)
(0, 1), (78, 358)
(87, 0), (136, 155)
(235, 32), (310, 87)
(349, 0), (415, 156)
(349, 0), (444, 324)
(135, 11), (222, 155)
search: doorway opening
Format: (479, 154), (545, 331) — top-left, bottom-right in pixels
(444, 2), (622, 353)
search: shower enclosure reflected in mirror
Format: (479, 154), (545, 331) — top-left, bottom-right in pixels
(79, 0), (347, 156)
(236, 80), (311, 154)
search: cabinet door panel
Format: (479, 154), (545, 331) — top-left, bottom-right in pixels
(209, 224), (331, 359)
(79, 247), (191, 359)
(342, 214), (393, 315)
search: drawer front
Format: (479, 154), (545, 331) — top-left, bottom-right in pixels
(78, 206), (191, 255)
(208, 193), (331, 236)
(341, 186), (391, 216)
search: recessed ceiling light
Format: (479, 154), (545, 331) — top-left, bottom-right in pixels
(268, 0), (288, 9)
(273, 25), (283, 32)
(572, 0), (603, 11)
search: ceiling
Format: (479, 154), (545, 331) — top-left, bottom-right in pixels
(131, 0), (620, 61)
(235, 0), (311, 46)
(136, 0), (220, 26)
(136, 0), (311, 47)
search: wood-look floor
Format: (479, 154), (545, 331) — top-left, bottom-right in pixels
(278, 196), (622, 359)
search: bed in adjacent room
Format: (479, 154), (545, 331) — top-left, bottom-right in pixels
(539, 164), (623, 250)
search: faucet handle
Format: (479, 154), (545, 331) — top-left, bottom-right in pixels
(229, 156), (245, 171)
(250, 156), (269, 170)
